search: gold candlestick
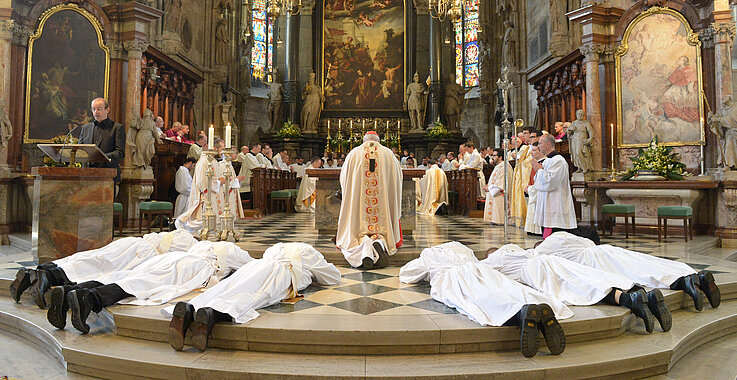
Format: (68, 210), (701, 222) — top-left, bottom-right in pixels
(218, 147), (240, 242)
(200, 151), (218, 241)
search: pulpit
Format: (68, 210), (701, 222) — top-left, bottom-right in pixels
(31, 167), (117, 263)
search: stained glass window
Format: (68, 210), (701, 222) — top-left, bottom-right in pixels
(252, 0), (274, 82)
(453, 0), (479, 87)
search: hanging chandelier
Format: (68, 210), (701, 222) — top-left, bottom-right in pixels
(429, 0), (464, 21)
(267, 0), (302, 18)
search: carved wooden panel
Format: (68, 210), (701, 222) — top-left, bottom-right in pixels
(140, 49), (202, 129)
(528, 49), (585, 134)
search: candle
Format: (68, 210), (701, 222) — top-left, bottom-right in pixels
(374, 120), (377, 130)
(339, 119), (341, 129)
(350, 120), (353, 130)
(362, 120), (365, 131)
(610, 123), (615, 170)
(327, 119), (330, 130)
(386, 120), (389, 130)
(225, 123), (231, 148)
(208, 124), (214, 150)
(397, 120), (400, 131)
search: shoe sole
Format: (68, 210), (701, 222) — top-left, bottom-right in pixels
(168, 302), (191, 351)
(362, 257), (374, 270)
(519, 305), (540, 358)
(647, 289), (672, 332)
(539, 304), (566, 355)
(191, 320), (208, 352)
(700, 272), (721, 309)
(47, 287), (68, 330)
(67, 292), (90, 334)
(10, 269), (30, 303)
(29, 272), (47, 309)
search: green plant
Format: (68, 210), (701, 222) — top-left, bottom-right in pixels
(426, 118), (451, 139)
(275, 120), (301, 139)
(620, 136), (688, 181)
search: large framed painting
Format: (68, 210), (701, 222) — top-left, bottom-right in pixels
(322, 0), (406, 112)
(24, 4), (109, 143)
(615, 7), (704, 148)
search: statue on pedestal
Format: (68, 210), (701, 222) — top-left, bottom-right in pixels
(404, 73), (427, 131)
(215, 18), (229, 66)
(127, 109), (161, 169)
(568, 109), (595, 173)
(708, 95), (737, 169)
(0, 100), (12, 149)
(301, 72), (324, 133)
(442, 73), (470, 132)
(267, 71), (283, 133)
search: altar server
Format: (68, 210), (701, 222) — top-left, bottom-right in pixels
(10, 229), (198, 308)
(417, 161), (449, 215)
(458, 141), (487, 196)
(295, 157), (322, 212)
(483, 148), (512, 224)
(174, 158), (197, 218)
(46, 240), (252, 334)
(524, 145), (545, 234)
(165, 242), (341, 351)
(536, 231), (721, 312)
(336, 131), (403, 269)
(533, 135), (577, 237)
(237, 144), (262, 201)
(400, 242), (572, 357)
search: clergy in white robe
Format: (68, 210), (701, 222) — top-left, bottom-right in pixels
(400, 242), (571, 357)
(237, 149), (262, 196)
(417, 164), (449, 215)
(174, 159), (196, 218)
(536, 231), (721, 311)
(164, 242), (341, 351)
(336, 132), (403, 269)
(214, 159), (245, 220)
(458, 143), (487, 196)
(533, 135), (577, 236)
(295, 158), (322, 212)
(273, 150), (291, 171)
(524, 146), (546, 234)
(483, 149), (512, 224)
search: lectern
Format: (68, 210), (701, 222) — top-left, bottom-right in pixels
(32, 144), (116, 263)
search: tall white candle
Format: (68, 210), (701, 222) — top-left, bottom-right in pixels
(208, 124), (214, 150)
(225, 123), (231, 148)
(610, 123), (615, 170)
(374, 120), (377, 130)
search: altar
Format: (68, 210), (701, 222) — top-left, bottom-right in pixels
(305, 168), (426, 235)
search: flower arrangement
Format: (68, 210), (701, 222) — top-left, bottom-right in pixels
(426, 118), (451, 139)
(275, 120), (301, 139)
(620, 136), (688, 181)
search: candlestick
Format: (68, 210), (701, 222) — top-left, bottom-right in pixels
(225, 123), (231, 148)
(208, 124), (214, 150)
(700, 117), (705, 175)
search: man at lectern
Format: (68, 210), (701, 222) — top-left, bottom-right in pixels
(78, 97), (125, 183)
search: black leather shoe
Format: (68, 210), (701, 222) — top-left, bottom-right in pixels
(191, 307), (217, 352)
(30, 270), (52, 309)
(373, 241), (389, 269)
(646, 289), (672, 332)
(361, 256), (374, 270)
(67, 289), (93, 334)
(169, 302), (195, 351)
(518, 304), (540, 358)
(624, 289), (655, 333)
(698, 271), (721, 309)
(47, 285), (72, 329)
(9, 268), (32, 303)
(674, 275), (703, 311)
(538, 304), (566, 355)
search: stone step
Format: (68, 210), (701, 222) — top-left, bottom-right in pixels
(8, 233), (31, 252)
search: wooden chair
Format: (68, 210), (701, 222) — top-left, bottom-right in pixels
(269, 190), (293, 213)
(601, 204), (636, 238)
(658, 206), (693, 242)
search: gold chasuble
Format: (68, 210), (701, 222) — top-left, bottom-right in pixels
(510, 145), (532, 227)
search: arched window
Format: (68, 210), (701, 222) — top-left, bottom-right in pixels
(252, 0), (274, 82)
(453, 0), (479, 87)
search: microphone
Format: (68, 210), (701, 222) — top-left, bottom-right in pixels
(59, 124), (80, 165)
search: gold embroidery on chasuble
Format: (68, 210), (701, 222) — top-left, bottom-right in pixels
(363, 143), (383, 236)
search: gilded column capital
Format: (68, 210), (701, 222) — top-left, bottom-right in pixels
(123, 40), (150, 59)
(580, 43), (612, 63)
(714, 22), (736, 44)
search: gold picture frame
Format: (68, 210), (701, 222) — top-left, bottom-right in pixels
(615, 6), (705, 148)
(24, 3), (110, 143)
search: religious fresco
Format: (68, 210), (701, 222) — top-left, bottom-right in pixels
(616, 8), (704, 148)
(322, 0), (405, 111)
(24, 4), (109, 143)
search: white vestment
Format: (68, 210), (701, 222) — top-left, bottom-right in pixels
(533, 154), (577, 229)
(53, 230), (198, 284)
(256, 153), (273, 168)
(336, 141), (403, 267)
(237, 152), (262, 193)
(524, 185), (542, 234)
(290, 163), (307, 178)
(483, 161), (512, 224)
(400, 242), (573, 326)
(98, 241), (252, 306)
(174, 165), (192, 218)
(214, 160), (244, 219)
(536, 232), (696, 288)
(483, 244), (635, 306)
(418, 165), (449, 215)
(273, 154), (290, 171)
(441, 160), (453, 171)
(162, 243), (341, 323)
(295, 164), (319, 212)
(459, 149), (487, 196)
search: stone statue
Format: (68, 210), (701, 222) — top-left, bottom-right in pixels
(567, 109), (595, 173)
(239, 33), (253, 89)
(442, 73), (470, 132)
(215, 18), (229, 66)
(404, 72), (427, 131)
(267, 76), (284, 132)
(301, 72), (324, 133)
(0, 99), (12, 149)
(708, 95), (737, 169)
(164, 0), (184, 34)
(501, 20), (517, 70)
(127, 109), (161, 169)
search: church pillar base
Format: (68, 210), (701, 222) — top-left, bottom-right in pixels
(717, 170), (737, 245)
(571, 175), (610, 229)
(118, 167), (155, 226)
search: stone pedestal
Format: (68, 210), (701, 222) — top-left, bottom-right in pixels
(308, 168), (425, 235)
(717, 170), (737, 246)
(31, 167), (116, 263)
(118, 167), (155, 222)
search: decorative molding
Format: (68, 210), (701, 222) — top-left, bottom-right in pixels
(123, 40), (149, 59)
(714, 23), (736, 44)
(700, 27), (716, 49)
(155, 31), (184, 56)
(301, 0), (317, 15)
(580, 0), (607, 6)
(580, 43), (610, 63)
(413, 0), (429, 15)
(0, 19), (14, 41)
(725, 187), (737, 208)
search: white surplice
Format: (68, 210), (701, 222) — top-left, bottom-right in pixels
(483, 161), (512, 224)
(237, 152), (262, 193)
(53, 230), (199, 284)
(162, 242), (341, 323)
(256, 152), (273, 168)
(533, 154), (577, 229)
(482, 244), (635, 306)
(418, 165), (449, 215)
(336, 140), (403, 267)
(536, 232), (696, 288)
(174, 165), (193, 218)
(273, 154), (290, 171)
(295, 164), (319, 213)
(459, 149), (487, 196)
(99, 241), (253, 306)
(441, 160), (453, 171)
(400, 242), (573, 326)
(523, 185), (542, 234)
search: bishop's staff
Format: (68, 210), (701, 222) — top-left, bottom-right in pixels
(496, 66), (514, 243)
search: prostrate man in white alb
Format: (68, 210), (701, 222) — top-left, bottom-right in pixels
(483, 148), (512, 224)
(295, 157), (323, 212)
(336, 131), (403, 269)
(174, 157), (197, 218)
(484, 244), (664, 333)
(535, 231), (722, 312)
(46, 240), (252, 334)
(400, 242), (571, 358)
(165, 242), (341, 351)
(10, 230), (198, 309)
(458, 141), (487, 196)
(532, 134), (577, 238)
(417, 159), (449, 215)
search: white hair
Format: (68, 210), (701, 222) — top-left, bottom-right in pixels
(363, 133), (380, 143)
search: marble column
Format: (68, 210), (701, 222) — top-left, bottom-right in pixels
(284, 12), (300, 128)
(428, 15), (442, 124)
(0, 19), (12, 176)
(579, 43), (607, 173)
(713, 23), (736, 111)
